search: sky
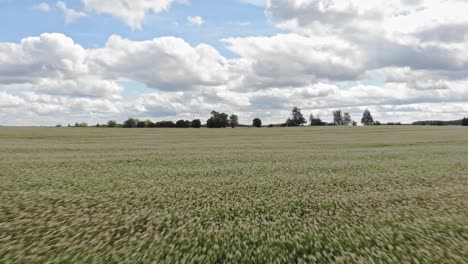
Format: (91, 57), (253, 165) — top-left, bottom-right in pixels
(1, 0), (468, 126)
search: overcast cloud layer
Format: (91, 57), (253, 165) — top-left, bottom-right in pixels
(1, 0), (468, 126)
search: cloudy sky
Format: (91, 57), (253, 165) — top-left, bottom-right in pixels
(1, 0), (468, 126)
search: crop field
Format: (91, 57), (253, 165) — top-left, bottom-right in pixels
(0, 126), (467, 263)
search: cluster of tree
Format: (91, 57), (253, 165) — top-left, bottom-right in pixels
(206, 111), (231, 128)
(109, 118), (202, 128)
(412, 119), (466, 126)
(74, 122), (88, 127)
(286, 107), (307, 126)
(64, 109), (468, 129)
(281, 107), (378, 127)
(309, 114), (326, 126)
(412, 120), (448, 126)
(206, 111), (240, 128)
(331, 110), (355, 126)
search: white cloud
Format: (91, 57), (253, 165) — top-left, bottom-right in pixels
(88, 35), (227, 91)
(0, 33), (122, 98)
(33, 3), (50, 12)
(56, 1), (87, 23)
(187, 16), (205, 26)
(82, 0), (178, 29)
(224, 33), (365, 91)
(4, 0), (468, 127)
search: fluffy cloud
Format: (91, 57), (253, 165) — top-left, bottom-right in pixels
(88, 35), (227, 91)
(0, 91), (123, 126)
(82, 0), (179, 29)
(220, 0), (468, 106)
(224, 34), (365, 90)
(0, 33), (123, 98)
(0, 33), (228, 97)
(266, 0), (468, 36)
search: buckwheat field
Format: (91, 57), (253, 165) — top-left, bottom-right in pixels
(1, 126), (467, 263)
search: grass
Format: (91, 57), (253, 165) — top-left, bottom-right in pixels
(0, 126), (467, 263)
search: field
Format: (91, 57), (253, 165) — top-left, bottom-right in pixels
(1, 126), (467, 263)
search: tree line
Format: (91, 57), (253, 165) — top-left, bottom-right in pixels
(281, 107), (378, 127)
(413, 118), (468, 126)
(65, 108), (467, 128)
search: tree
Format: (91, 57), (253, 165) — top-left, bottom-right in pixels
(74, 122), (88, 127)
(333, 110), (344, 126)
(137, 121), (146, 128)
(387, 122), (402, 126)
(286, 107), (306, 126)
(343, 112), (352, 126)
(191, 119), (202, 128)
(107, 120), (117, 128)
(145, 119), (154, 128)
(229, 114), (239, 128)
(253, 118), (262, 128)
(462, 117), (468, 126)
(175, 120), (191, 128)
(123, 118), (139, 128)
(206, 111), (229, 128)
(309, 114), (325, 126)
(154, 121), (175, 128)
(361, 109), (375, 126)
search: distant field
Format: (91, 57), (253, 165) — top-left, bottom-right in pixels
(1, 126), (467, 263)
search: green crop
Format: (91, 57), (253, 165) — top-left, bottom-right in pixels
(1, 126), (467, 263)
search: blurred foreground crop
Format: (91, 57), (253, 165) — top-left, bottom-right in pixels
(1, 126), (467, 263)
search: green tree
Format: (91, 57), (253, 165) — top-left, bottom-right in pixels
(137, 121), (146, 128)
(229, 114), (239, 128)
(191, 119), (202, 128)
(175, 120), (191, 128)
(206, 111), (229, 128)
(123, 118), (139, 128)
(462, 117), (468, 126)
(361, 109), (375, 126)
(333, 110), (343, 126)
(286, 107), (306, 126)
(343, 112), (352, 126)
(253, 118), (262, 128)
(107, 120), (117, 128)
(145, 119), (154, 128)
(309, 114), (325, 126)
(154, 121), (175, 128)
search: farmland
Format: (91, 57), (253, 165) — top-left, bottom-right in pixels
(1, 126), (467, 263)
